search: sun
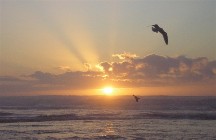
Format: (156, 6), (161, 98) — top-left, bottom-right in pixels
(102, 87), (113, 96)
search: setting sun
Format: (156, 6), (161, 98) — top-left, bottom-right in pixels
(102, 87), (113, 95)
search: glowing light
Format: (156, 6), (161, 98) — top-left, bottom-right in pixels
(108, 67), (113, 72)
(96, 64), (104, 72)
(102, 87), (113, 95)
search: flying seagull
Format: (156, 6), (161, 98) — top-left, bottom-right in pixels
(151, 24), (168, 45)
(133, 95), (140, 102)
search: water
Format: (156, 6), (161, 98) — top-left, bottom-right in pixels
(0, 96), (215, 139)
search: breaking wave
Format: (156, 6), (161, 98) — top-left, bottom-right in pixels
(1, 111), (216, 123)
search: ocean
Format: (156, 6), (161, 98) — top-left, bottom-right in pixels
(0, 96), (215, 140)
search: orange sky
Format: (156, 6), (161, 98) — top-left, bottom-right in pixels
(0, 0), (215, 96)
(1, 53), (215, 96)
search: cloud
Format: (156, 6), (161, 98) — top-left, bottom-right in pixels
(0, 76), (36, 95)
(0, 54), (216, 95)
(112, 52), (138, 60)
(29, 71), (104, 89)
(56, 66), (72, 72)
(99, 54), (216, 85)
(83, 63), (92, 71)
(0, 71), (104, 95)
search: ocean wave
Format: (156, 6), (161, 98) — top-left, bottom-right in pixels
(133, 112), (216, 120)
(58, 135), (126, 140)
(32, 130), (61, 134)
(0, 112), (13, 116)
(0, 114), (78, 123)
(1, 111), (216, 123)
(93, 135), (126, 140)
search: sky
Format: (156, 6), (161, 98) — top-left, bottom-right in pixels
(0, 0), (215, 96)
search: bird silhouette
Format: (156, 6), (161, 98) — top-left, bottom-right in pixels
(133, 95), (140, 102)
(151, 24), (168, 45)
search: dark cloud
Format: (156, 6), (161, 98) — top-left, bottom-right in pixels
(0, 76), (22, 82)
(0, 54), (216, 95)
(99, 62), (112, 73)
(99, 54), (216, 85)
(0, 71), (105, 95)
(0, 76), (35, 95)
(30, 71), (104, 89)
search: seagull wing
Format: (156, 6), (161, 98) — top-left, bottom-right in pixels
(162, 31), (168, 45)
(159, 29), (168, 45)
(151, 24), (168, 45)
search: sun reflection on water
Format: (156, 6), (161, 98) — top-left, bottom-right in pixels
(104, 122), (115, 134)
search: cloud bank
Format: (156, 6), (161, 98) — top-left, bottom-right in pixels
(101, 54), (216, 85)
(1, 54), (216, 95)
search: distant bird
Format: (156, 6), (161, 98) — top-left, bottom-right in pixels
(151, 24), (168, 45)
(133, 95), (140, 102)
